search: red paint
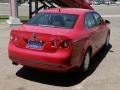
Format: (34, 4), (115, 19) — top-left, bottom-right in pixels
(8, 8), (110, 72)
(55, 0), (93, 10)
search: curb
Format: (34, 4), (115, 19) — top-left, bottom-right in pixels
(0, 3), (9, 5)
(102, 15), (120, 18)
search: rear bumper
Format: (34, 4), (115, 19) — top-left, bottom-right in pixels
(8, 42), (78, 72)
(10, 57), (78, 72)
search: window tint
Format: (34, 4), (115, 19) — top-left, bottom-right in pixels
(93, 12), (103, 25)
(27, 13), (78, 29)
(85, 13), (96, 28)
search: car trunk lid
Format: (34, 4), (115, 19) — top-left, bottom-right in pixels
(11, 25), (72, 52)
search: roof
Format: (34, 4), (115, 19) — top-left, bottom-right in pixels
(40, 8), (94, 15)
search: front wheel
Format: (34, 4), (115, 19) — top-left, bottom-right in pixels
(81, 49), (91, 72)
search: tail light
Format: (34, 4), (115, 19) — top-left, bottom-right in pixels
(60, 40), (70, 48)
(14, 36), (19, 41)
(51, 39), (70, 49)
(10, 33), (19, 46)
(10, 34), (14, 40)
(51, 40), (59, 47)
(14, 36), (19, 46)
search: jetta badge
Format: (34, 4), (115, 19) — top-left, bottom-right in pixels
(32, 33), (36, 38)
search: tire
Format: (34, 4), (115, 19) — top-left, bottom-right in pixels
(81, 49), (91, 73)
(105, 33), (110, 48)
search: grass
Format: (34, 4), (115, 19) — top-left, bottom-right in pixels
(0, 15), (8, 22)
(0, 15), (29, 23)
(20, 16), (29, 21)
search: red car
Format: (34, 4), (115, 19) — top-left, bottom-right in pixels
(55, 0), (93, 10)
(8, 8), (110, 72)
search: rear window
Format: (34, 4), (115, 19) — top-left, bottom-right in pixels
(27, 13), (78, 29)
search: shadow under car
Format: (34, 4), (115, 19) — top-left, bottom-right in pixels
(16, 44), (113, 87)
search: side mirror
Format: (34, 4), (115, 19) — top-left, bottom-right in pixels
(105, 20), (110, 24)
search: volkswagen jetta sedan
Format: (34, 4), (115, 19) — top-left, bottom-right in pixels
(8, 8), (110, 72)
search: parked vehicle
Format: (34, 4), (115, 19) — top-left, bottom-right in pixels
(8, 8), (110, 72)
(116, 0), (120, 5)
(54, 0), (93, 9)
(91, 0), (101, 5)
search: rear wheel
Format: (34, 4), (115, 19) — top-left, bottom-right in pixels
(81, 49), (91, 72)
(105, 33), (110, 48)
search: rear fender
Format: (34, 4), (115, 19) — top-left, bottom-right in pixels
(70, 37), (90, 67)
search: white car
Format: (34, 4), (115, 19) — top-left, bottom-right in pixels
(91, 0), (100, 5)
(116, 0), (120, 5)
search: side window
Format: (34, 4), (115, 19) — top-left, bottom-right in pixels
(85, 13), (96, 28)
(93, 12), (103, 25)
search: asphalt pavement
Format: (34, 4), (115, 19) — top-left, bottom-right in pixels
(0, 4), (120, 90)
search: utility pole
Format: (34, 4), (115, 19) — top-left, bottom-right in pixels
(7, 0), (21, 25)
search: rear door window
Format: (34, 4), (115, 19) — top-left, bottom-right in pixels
(92, 12), (103, 26)
(85, 13), (96, 28)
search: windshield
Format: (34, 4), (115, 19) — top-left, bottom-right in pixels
(27, 13), (78, 29)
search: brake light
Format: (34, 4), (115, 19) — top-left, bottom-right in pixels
(51, 39), (70, 49)
(10, 34), (18, 41)
(60, 40), (70, 48)
(10, 33), (15, 40)
(10, 33), (19, 46)
(14, 36), (19, 41)
(13, 36), (19, 46)
(10, 35), (13, 40)
(51, 40), (59, 47)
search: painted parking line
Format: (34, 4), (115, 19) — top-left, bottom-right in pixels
(102, 15), (120, 18)
(0, 3), (8, 4)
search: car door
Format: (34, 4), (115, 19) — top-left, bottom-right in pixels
(84, 12), (101, 54)
(92, 12), (108, 47)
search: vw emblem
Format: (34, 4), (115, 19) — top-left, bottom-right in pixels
(32, 33), (36, 38)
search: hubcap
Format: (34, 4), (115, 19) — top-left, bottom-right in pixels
(84, 52), (90, 71)
(106, 34), (110, 46)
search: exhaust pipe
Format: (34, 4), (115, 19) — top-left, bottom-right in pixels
(12, 62), (18, 65)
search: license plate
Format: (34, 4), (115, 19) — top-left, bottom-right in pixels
(27, 40), (43, 49)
